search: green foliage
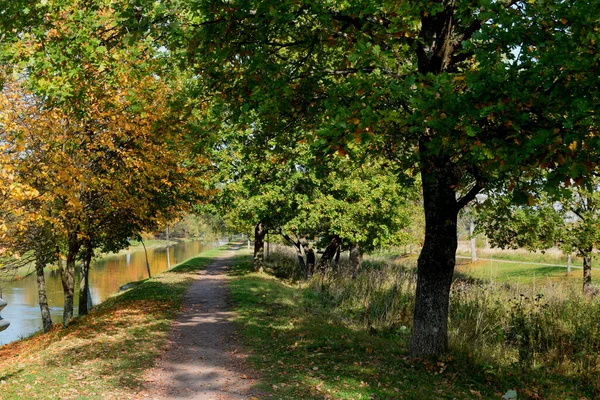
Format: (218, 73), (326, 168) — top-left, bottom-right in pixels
(208, 116), (418, 254)
(476, 195), (565, 252)
(153, 0), (600, 195)
(147, 0), (600, 354)
(476, 181), (600, 272)
(170, 213), (227, 242)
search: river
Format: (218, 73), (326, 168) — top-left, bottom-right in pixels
(0, 240), (216, 345)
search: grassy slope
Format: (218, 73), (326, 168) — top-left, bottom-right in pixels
(0, 246), (226, 400)
(455, 259), (579, 284)
(231, 252), (594, 400)
(454, 259), (591, 290)
(230, 253), (501, 400)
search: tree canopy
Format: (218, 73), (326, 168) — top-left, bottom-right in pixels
(1, 0), (599, 357)
(146, 0), (600, 355)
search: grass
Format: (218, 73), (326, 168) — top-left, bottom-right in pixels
(455, 244), (584, 266)
(230, 248), (600, 400)
(231, 253), (493, 399)
(0, 245), (228, 399)
(455, 259), (584, 285)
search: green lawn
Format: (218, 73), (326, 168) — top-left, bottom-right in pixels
(455, 258), (587, 289)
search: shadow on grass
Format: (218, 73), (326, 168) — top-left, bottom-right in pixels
(228, 253), (255, 277)
(170, 255), (218, 274)
(0, 246), (235, 398)
(230, 266), (595, 400)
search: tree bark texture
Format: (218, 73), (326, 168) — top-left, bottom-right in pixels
(349, 244), (363, 278)
(35, 245), (52, 333)
(410, 157), (462, 357)
(300, 237), (315, 276)
(253, 221), (266, 272)
(408, 3), (482, 355)
(78, 239), (93, 316)
(316, 235), (341, 272)
(61, 230), (81, 327)
(583, 253), (592, 294)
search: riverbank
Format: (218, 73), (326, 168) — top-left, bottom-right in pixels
(0, 239), (187, 281)
(0, 245), (228, 399)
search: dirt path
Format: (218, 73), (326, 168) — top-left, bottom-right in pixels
(141, 245), (259, 400)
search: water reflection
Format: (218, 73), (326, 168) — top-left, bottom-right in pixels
(0, 241), (213, 345)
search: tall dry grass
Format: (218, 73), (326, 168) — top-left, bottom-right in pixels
(266, 246), (600, 394)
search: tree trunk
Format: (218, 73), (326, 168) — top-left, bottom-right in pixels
(349, 244), (363, 278)
(78, 239), (93, 316)
(141, 239), (151, 278)
(469, 220), (477, 262)
(35, 245), (52, 333)
(253, 221), (266, 272)
(316, 235), (341, 272)
(61, 230), (80, 327)
(300, 237), (315, 276)
(166, 245), (171, 269)
(567, 253), (571, 276)
(334, 245), (341, 267)
(410, 157), (462, 357)
(583, 253), (592, 294)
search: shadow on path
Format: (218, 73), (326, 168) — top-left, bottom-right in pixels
(141, 245), (259, 400)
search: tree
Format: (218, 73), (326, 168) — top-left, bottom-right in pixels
(152, 0), (600, 356)
(286, 156), (416, 275)
(208, 116), (416, 275)
(1, 0), (206, 325)
(477, 185), (600, 294)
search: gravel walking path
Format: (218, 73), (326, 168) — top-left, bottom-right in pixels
(141, 245), (259, 400)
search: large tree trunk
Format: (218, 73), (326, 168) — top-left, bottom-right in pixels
(410, 156), (463, 357)
(78, 239), (93, 316)
(35, 244), (52, 333)
(349, 243), (363, 278)
(300, 237), (315, 276)
(583, 252), (592, 294)
(253, 221), (266, 272)
(316, 235), (341, 272)
(61, 230), (80, 327)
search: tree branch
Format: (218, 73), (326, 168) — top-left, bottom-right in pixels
(278, 230), (300, 250)
(456, 182), (483, 210)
